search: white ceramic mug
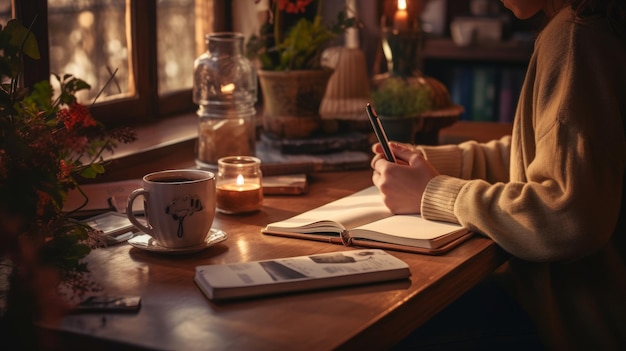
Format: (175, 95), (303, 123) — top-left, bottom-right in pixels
(450, 20), (476, 47)
(127, 169), (216, 248)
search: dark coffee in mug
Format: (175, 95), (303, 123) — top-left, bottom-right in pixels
(152, 177), (196, 183)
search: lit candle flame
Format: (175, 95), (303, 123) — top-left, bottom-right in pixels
(393, 0), (409, 31)
(221, 83), (235, 94)
(236, 174), (244, 186)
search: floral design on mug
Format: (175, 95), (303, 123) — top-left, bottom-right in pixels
(165, 195), (204, 238)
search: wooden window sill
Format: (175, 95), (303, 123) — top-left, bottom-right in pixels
(99, 113), (198, 182)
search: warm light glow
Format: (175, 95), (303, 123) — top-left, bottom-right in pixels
(221, 83), (235, 93)
(393, 0), (409, 31)
(216, 180), (263, 214)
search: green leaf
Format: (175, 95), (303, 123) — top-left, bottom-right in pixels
(79, 164), (105, 179)
(25, 80), (55, 111)
(5, 19), (40, 60)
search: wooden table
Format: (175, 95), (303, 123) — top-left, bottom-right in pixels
(45, 169), (508, 351)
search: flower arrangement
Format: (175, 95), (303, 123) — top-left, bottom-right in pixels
(0, 18), (136, 305)
(246, 0), (355, 71)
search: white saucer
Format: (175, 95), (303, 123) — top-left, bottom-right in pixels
(127, 229), (228, 254)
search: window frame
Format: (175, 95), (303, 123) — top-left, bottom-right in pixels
(13, 0), (227, 127)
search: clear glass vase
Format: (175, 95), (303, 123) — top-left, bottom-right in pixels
(193, 32), (257, 169)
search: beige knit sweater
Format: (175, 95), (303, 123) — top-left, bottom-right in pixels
(417, 7), (626, 350)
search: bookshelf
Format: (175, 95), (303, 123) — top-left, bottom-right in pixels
(418, 0), (540, 123)
(421, 37), (532, 123)
(421, 37), (533, 63)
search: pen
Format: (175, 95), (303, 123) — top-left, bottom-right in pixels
(366, 103), (396, 163)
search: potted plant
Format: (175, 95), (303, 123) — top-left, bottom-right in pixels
(0, 19), (135, 348)
(246, 0), (354, 139)
(370, 76), (432, 143)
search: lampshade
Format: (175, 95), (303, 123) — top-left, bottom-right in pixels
(319, 47), (371, 120)
(319, 0), (371, 121)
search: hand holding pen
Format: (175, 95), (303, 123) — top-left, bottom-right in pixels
(366, 103), (396, 163)
(367, 103), (440, 214)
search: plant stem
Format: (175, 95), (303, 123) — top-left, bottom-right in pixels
(316, 0), (324, 23)
(92, 67), (119, 105)
(273, 2), (282, 47)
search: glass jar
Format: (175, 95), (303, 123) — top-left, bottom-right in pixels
(216, 156), (263, 214)
(193, 32), (257, 169)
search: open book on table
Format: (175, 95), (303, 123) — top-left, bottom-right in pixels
(262, 186), (473, 255)
(195, 249), (411, 300)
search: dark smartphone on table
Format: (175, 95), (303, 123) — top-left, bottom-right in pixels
(73, 295), (141, 313)
(366, 103), (396, 163)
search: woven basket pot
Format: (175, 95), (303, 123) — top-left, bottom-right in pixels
(258, 69), (334, 139)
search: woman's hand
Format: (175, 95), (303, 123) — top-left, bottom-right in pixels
(371, 142), (439, 214)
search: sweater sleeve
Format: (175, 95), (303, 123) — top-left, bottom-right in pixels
(421, 13), (626, 262)
(416, 136), (511, 182)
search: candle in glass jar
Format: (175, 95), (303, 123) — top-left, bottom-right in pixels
(217, 175), (263, 214)
(394, 0), (409, 32)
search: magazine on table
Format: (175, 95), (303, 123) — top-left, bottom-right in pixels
(194, 249), (411, 300)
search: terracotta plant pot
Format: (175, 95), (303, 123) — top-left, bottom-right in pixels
(379, 115), (424, 144)
(258, 69), (334, 139)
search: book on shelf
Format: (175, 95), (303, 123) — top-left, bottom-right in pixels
(194, 249), (411, 301)
(261, 186), (473, 255)
(498, 67), (526, 123)
(450, 66), (473, 121)
(471, 66), (497, 122)
(498, 68), (514, 123)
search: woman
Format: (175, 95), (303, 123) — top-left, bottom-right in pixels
(372, 0), (626, 349)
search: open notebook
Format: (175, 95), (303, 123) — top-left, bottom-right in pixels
(262, 186), (472, 255)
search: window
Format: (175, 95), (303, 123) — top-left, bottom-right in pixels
(48, 0), (131, 103)
(157, 0), (195, 94)
(12, 0), (222, 126)
(0, 2), (11, 27)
